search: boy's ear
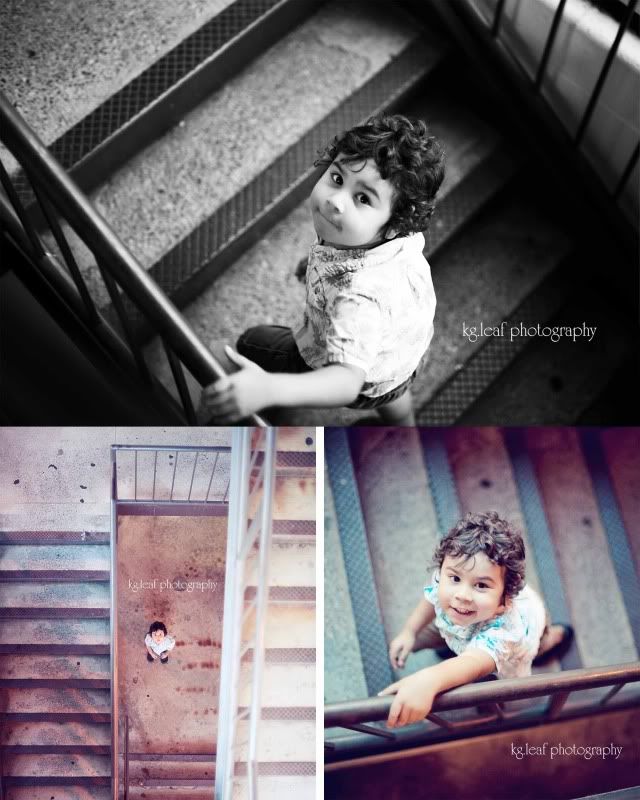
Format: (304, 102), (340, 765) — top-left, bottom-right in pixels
(383, 225), (399, 240)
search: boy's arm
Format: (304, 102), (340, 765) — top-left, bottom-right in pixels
(389, 599), (436, 668)
(199, 347), (364, 424)
(379, 648), (496, 728)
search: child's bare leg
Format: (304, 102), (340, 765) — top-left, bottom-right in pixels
(377, 392), (415, 425)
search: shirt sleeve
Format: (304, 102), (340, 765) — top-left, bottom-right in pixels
(468, 619), (519, 674)
(144, 634), (152, 647)
(423, 570), (439, 607)
(324, 291), (382, 374)
(165, 636), (176, 651)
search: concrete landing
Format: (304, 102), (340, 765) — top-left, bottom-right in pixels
(117, 514), (226, 754)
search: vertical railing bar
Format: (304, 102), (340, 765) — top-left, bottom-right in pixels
(109, 448), (119, 800)
(614, 142), (639, 198)
(545, 690), (571, 719)
(95, 257), (153, 386)
(187, 451), (199, 502)
(124, 714), (130, 800)
(535, 0), (567, 90)
(151, 450), (158, 502)
(247, 428), (277, 800)
(205, 453), (219, 503)
(575, 0), (638, 145)
(0, 156), (47, 258)
(223, 476), (231, 504)
(134, 450), (137, 502)
(599, 681), (625, 706)
(215, 429), (252, 800)
(26, 170), (100, 324)
(162, 337), (197, 424)
(492, 0), (507, 36)
(170, 451), (179, 501)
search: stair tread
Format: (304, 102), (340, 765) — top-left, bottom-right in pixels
(238, 662), (314, 706)
(0, 618), (110, 646)
(0, 545), (110, 572)
(0, 0), (234, 158)
(0, 582), (110, 608)
(1, 720), (110, 748)
(5, 788), (111, 800)
(69, 0), (431, 303)
(3, 752), (110, 778)
(2, 687), (110, 714)
(0, 654), (109, 681)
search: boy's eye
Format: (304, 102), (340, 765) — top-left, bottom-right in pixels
(449, 574), (459, 582)
(476, 583), (488, 590)
(356, 193), (371, 206)
(330, 172), (342, 185)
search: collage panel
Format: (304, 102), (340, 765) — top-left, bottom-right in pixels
(0, 426), (316, 799)
(324, 427), (640, 800)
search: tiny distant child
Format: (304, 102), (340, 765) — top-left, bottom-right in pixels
(199, 113), (445, 425)
(380, 512), (573, 727)
(144, 621), (176, 665)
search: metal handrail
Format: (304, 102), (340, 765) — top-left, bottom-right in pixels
(124, 714), (130, 800)
(110, 451), (119, 800)
(325, 661), (640, 731)
(0, 92), (266, 427)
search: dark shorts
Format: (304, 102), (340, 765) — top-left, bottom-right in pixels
(236, 325), (414, 410)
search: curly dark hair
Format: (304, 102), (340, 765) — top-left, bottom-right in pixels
(315, 113), (445, 238)
(149, 621), (167, 635)
(432, 512), (526, 600)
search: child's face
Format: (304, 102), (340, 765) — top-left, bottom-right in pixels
(151, 629), (165, 644)
(310, 157), (395, 249)
(437, 552), (506, 626)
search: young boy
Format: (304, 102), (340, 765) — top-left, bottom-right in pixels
(144, 620), (175, 664)
(199, 113), (445, 425)
(379, 512), (572, 728)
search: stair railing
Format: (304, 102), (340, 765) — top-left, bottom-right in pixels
(123, 714), (130, 800)
(325, 660), (640, 751)
(0, 92), (265, 426)
(215, 428), (277, 800)
(414, 0), (639, 253)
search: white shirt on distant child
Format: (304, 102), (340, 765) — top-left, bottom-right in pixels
(424, 571), (546, 678)
(145, 633), (176, 655)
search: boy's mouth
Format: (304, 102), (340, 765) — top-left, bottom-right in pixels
(317, 208), (341, 231)
(451, 606), (474, 617)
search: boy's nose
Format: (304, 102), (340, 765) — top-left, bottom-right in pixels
(327, 193), (344, 214)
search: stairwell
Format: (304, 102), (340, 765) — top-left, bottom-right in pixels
(1, 0), (637, 424)
(324, 426), (640, 799)
(0, 426), (316, 799)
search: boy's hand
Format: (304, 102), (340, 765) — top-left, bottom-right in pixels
(199, 347), (270, 423)
(378, 670), (437, 728)
(389, 628), (416, 669)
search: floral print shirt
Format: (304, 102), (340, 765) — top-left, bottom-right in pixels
(293, 233), (436, 398)
(424, 571), (547, 678)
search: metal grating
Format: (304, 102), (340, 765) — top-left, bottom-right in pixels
(238, 705), (315, 719)
(418, 428), (460, 536)
(234, 761), (315, 775)
(416, 268), (572, 425)
(241, 647), (316, 663)
(272, 520), (315, 537)
(244, 586), (316, 602)
(325, 428), (394, 696)
(12, 0), (282, 201)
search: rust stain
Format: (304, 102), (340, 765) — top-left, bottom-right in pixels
(197, 638), (212, 647)
(175, 641), (185, 647)
(199, 661), (217, 669)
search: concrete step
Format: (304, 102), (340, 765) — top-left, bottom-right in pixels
(2, 687), (110, 716)
(128, 758), (215, 784)
(525, 428), (638, 667)
(243, 604), (314, 649)
(127, 789), (213, 799)
(0, 618), (110, 654)
(246, 539), (315, 587)
(2, 753), (110, 785)
(68, 0), (435, 305)
(0, 654), (110, 686)
(0, 581), (110, 617)
(238, 662), (314, 706)
(236, 718), (314, 762)
(5, 789), (110, 800)
(1, 719), (110, 752)
(0, 544), (110, 580)
(232, 775), (314, 799)
(0, 531), (110, 545)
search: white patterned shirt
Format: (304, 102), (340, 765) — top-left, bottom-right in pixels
(293, 233), (436, 398)
(145, 633), (176, 655)
(424, 571), (546, 678)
